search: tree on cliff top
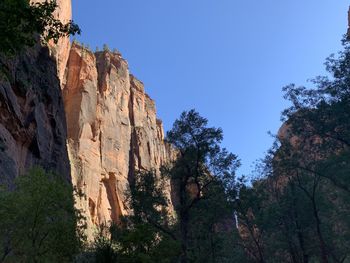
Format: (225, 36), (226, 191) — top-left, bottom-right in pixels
(0, 0), (81, 55)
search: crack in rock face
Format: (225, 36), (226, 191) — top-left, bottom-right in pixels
(63, 43), (176, 238)
(0, 0), (176, 239)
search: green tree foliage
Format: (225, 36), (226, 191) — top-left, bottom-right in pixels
(234, 38), (350, 263)
(84, 111), (241, 263)
(113, 170), (180, 263)
(0, 167), (86, 262)
(165, 109), (240, 263)
(0, 0), (81, 55)
(103, 44), (110, 52)
(88, 224), (119, 263)
(84, 170), (180, 263)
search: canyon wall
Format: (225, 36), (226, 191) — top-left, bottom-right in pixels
(0, 1), (72, 184)
(30, 0), (72, 84)
(0, 0), (174, 237)
(63, 43), (175, 236)
(0, 45), (70, 184)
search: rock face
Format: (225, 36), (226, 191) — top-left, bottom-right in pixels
(30, 0), (72, 84)
(63, 43), (174, 236)
(0, 0), (72, 185)
(0, 0), (174, 236)
(0, 45), (70, 184)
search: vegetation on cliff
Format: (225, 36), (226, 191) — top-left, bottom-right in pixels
(0, 0), (80, 55)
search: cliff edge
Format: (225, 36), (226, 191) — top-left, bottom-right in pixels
(63, 43), (175, 236)
(0, 0), (175, 237)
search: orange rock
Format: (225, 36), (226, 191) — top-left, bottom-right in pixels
(63, 43), (175, 238)
(30, 0), (72, 86)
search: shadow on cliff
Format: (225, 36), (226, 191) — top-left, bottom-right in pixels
(0, 44), (71, 185)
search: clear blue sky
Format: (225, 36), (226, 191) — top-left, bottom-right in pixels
(72, 0), (349, 177)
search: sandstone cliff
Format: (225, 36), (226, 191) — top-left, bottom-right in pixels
(0, 45), (70, 184)
(63, 43), (175, 235)
(0, 1), (72, 184)
(0, 0), (175, 237)
(30, 0), (72, 85)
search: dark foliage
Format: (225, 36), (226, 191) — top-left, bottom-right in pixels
(234, 38), (350, 263)
(0, 167), (86, 262)
(0, 0), (80, 55)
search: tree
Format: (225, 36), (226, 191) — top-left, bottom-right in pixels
(165, 109), (240, 263)
(86, 110), (240, 263)
(0, 0), (81, 55)
(233, 37), (350, 263)
(0, 167), (86, 262)
(85, 170), (180, 263)
(113, 170), (180, 263)
(186, 179), (239, 263)
(103, 44), (110, 52)
(278, 38), (350, 262)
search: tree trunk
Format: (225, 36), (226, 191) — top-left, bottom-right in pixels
(291, 183), (309, 263)
(311, 198), (328, 263)
(180, 209), (189, 263)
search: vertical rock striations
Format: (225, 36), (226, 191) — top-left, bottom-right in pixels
(63, 43), (174, 236)
(0, 0), (174, 236)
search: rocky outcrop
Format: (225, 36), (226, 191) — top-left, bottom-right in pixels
(0, 45), (70, 184)
(63, 43), (175, 236)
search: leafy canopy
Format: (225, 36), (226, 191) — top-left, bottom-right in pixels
(0, 0), (81, 55)
(166, 109), (240, 263)
(0, 167), (86, 262)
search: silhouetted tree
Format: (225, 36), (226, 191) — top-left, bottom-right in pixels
(165, 109), (240, 263)
(0, 0), (80, 55)
(235, 37), (350, 263)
